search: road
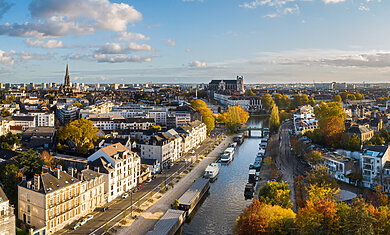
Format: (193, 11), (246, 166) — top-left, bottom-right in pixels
(274, 121), (308, 209)
(60, 135), (220, 235)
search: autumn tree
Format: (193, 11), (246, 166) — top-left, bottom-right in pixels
(270, 105), (280, 134)
(40, 150), (54, 169)
(321, 116), (345, 147)
(308, 97), (315, 107)
(304, 151), (323, 166)
(261, 94), (274, 112)
(72, 102), (83, 109)
(279, 110), (292, 123)
(1, 108), (11, 117)
(296, 198), (339, 234)
(291, 94), (309, 109)
(190, 99), (215, 132)
(333, 94), (342, 103)
(220, 105), (249, 132)
(274, 93), (291, 109)
(258, 181), (292, 209)
(57, 118), (99, 153)
(245, 89), (256, 96)
(314, 101), (346, 129)
(234, 200), (295, 235)
(306, 165), (338, 189)
(148, 125), (162, 132)
(343, 198), (378, 235)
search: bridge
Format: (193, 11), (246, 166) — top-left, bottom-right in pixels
(239, 127), (266, 137)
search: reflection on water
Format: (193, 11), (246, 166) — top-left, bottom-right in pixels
(180, 117), (266, 235)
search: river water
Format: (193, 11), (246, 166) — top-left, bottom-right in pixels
(180, 117), (267, 235)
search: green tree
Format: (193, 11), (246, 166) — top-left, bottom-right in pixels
(314, 102), (346, 129)
(261, 94), (274, 112)
(0, 164), (21, 206)
(343, 198), (377, 235)
(0, 142), (12, 150)
(258, 181), (292, 209)
(306, 165), (338, 189)
(304, 151), (323, 166)
(292, 94), (309, 109)
(202, 112), (215, 132)
(308, 97), (315, 107)
(57, 119), (99, 153)
(18, 150), (43, 179)
(270, 105), (280, 134)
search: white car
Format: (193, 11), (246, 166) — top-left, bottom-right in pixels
(122, 193), (129, 199)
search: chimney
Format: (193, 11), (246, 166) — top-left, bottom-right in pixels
(57, 165), (62, 171)
(94, 167), (100, 173)
(22, 175), (26, 182)
(54, 168), (60, 179)
(78, 172), (83, 181)
(86, 165), (89, 170)
(68, 167), (74, 177)
(42, 165), (50, 173)
(34, 174), (40, 191)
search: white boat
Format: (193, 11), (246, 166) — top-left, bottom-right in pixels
(229, 142), (237, 149)
(204, 163), (220, 179)
(224, 147), (235, 159)
(220, 152), (232, 162)
(257, 149), (265, 157)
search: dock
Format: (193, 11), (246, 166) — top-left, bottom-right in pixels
(146, 209), (186, 235)
(147, 178), (210, 235)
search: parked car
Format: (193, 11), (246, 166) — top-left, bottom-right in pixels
(136, 184), (142, 190)
(102, 206), (109, 212)
(122, 193), (129, 199)
(72, 222), (81, 230)
(80, 219), (87, 226)
(146, 178), (152, 183)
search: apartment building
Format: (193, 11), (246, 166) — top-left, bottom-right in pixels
(57, 105), (79, 124)
(360, 145), (390, 189)
(79, 101), (114, 118)
(0, 187), (15, 235)
(11, 116), (35, 130)
(13, 112), (55, 127)
(18, 167), (82, 235)
(0, 118), (11, 136)
(87, 143), (141, 202)
(321, 153), (359, 184)
(176, 120), (207, 153)
(293, 105), (318, 135)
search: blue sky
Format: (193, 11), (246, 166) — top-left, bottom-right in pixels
(0, 0), (388, 84)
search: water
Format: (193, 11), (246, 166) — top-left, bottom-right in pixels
(180, 117), (267, 235)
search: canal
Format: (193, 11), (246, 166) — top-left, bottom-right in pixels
(180, 117), (267, 235)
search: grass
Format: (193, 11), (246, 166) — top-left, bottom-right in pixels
(16, 228), (27, 235)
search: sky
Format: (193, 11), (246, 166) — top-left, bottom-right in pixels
(0, 0), (389, 84)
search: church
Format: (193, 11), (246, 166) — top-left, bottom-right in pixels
(208, 76), (245, 94)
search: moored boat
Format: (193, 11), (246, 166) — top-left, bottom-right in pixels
(204, 163), (220, 180)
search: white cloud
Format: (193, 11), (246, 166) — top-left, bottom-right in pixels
(164, 39), (177, 46)
(0, 50), (53, 65)
(25, 38), (64, 48)
(0, 0), (142, 38)
(322, 0), (345, 4)
(0, 50), (15, 65)
(358, 4), (370, 11)
(263, 13), (279, 18)
(93, 54), (152, 63)
(116, 32), (150, 41)
(188, 60), (207, 68)
(185, 48), (192, 53)
(95, 42), (154, 54)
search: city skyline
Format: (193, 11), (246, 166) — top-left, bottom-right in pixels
(0, 0), (389, 84)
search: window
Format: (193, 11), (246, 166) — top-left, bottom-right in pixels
(28, 216), (31, 224)
(50, 198), (53, 207)
(50, 209), (53, 217)
(56, 195), (59, 204)
(27, 193), (30, 202)
(27, 205), (30, 213)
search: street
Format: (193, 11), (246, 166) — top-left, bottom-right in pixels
(60, 134), (221, 235)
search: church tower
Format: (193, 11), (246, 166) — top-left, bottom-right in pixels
(62, 64), (72, 94)
(237, 76), (245, 93)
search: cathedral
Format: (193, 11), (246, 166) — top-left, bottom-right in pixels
(61, 64), (74, 94)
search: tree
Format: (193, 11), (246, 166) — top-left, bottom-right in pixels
(306, 165), (338, 189)
(307, 183), (340, 203)
(220, 105), (249, 132)
(308, 97), (315, 107)
(40, 150), (54, 169)
(343, 198), (377, 235)
(245, 89), (256, 96)
(258, 181), (292, 209)
(18, 150), (43, 179)
(314, 102), (346, 129)
(57, 119), (99, 153)
(292, 94), (309, 109)
(0, 142), (12, 150)
(270, 105), (280, 134)
(190, 99), (208, 111)
(148, 125), (162, 132)
(261, 94), (274, 112)
(0, 108), (11, 117)
(234, 200), (269, 235)
(275, 94), (291, 109)
(172, 199), (180, 209)
(72, 102), (83, 109)
(202, 112), (215, 132)
(296, 198), (339, 235)
(321, 116), (345, 147)
(279, 110), (292, 123)
(0, 164), (22, 206)
(234, 200), (295, 235)
(304, 151), (323, 166)
(190, 99), (215, 132)
(333, 95), (342, 103)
